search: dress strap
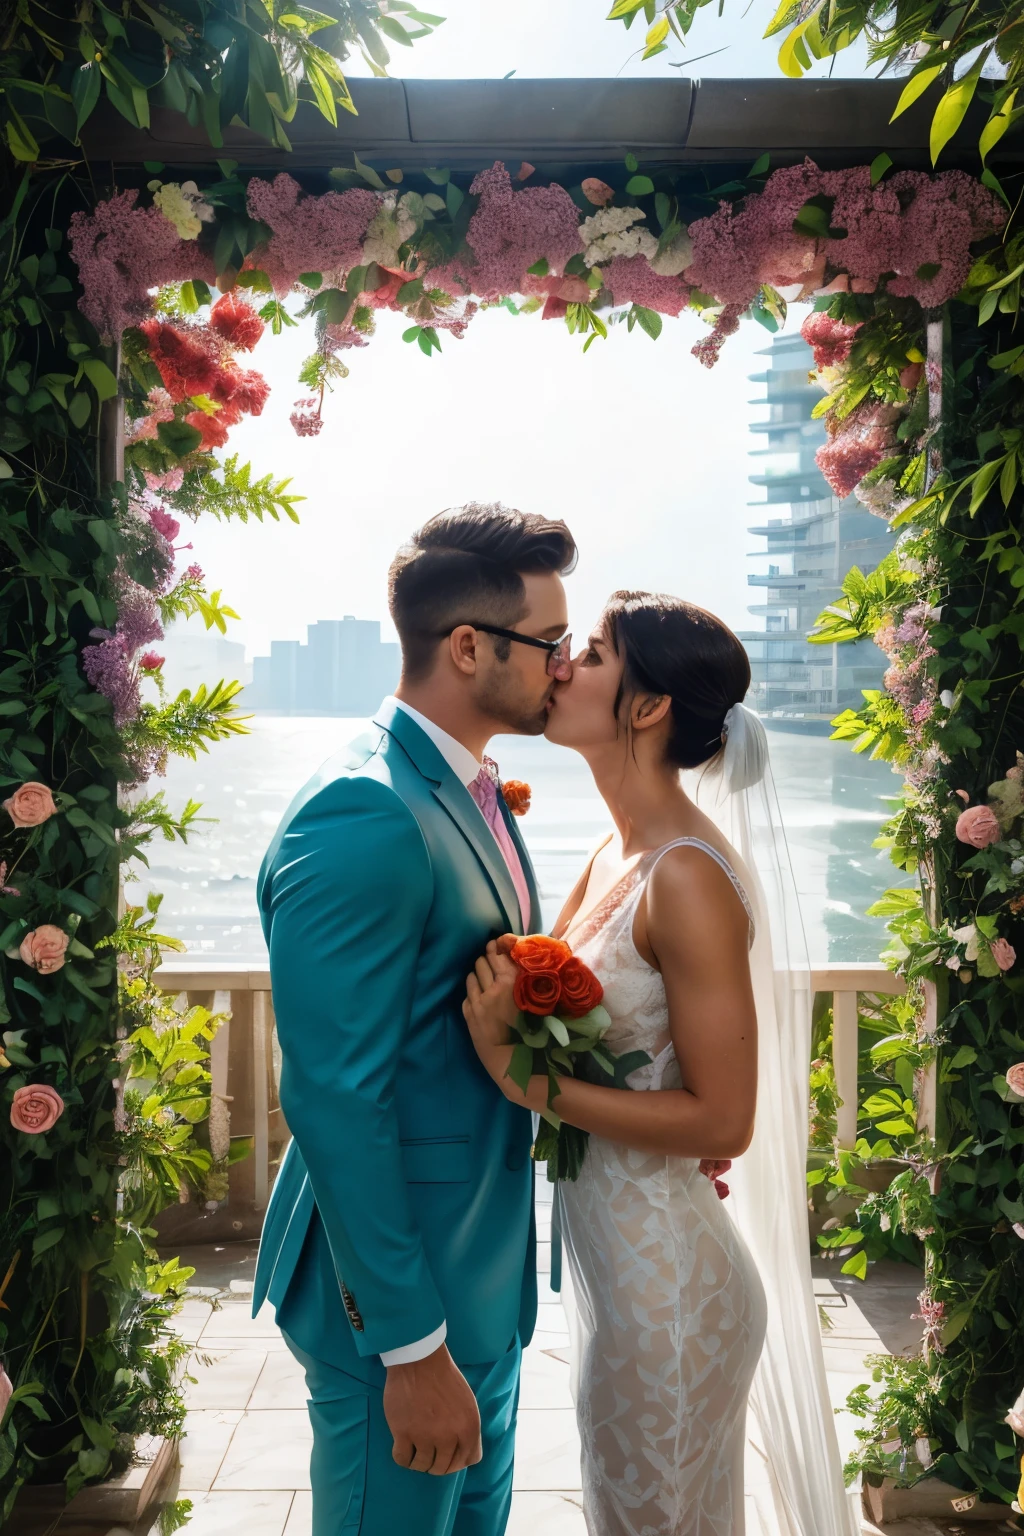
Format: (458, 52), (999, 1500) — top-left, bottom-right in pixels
(644, 838), (754, 933)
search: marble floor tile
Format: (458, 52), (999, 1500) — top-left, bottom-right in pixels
(178, 1489), (294, 1536)
(214, 1410), (313, 1491)
(513, 1409), (581, 1492)
(249, 1349), (309, 1410)
(200, 1301), (283, 1340)
(283, 1490), (312, 1534)
(507, 1490), (586, 1534)
(184, 1348), (268, 1410)
(178, 1409), (244, 1492)
(168, 1298), (218, 1344)
(534, 1302), (569, 1338)
(520, 1345), (574, 1410)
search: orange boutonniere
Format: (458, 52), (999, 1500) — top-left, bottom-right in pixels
(501, 779), (531, 817)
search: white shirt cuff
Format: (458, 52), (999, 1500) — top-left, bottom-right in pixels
(380, 1321), (447, 1367)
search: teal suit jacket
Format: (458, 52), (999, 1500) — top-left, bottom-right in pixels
(252, 700), (539, 1383)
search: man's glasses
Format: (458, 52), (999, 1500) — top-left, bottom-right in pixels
(458, 623), (572, 677)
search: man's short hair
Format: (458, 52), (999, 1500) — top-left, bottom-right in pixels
(388, 502), (577, 681)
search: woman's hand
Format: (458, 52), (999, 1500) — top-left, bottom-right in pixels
(462, 940), (521, 1093)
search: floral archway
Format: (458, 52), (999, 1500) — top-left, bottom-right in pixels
(4, 115), (1024, 1524)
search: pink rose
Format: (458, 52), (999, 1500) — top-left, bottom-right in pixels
(19, 925), (68, 975)
(0, 1365), (11, 1420)
(1007, 1062), (1024, 1097)
(582, 177), (615, 207)
(3, 782), (57, 828)
(10, 1082), (64, 1134)
(991, 938), (1016, 972)
(955, 805), (1001, 848)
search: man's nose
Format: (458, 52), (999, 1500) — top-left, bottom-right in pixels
(552, 659), (573, 683)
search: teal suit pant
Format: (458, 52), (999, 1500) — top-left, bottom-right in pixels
(283, 1334), (522, 1536)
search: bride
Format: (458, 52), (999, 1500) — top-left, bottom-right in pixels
(462, 591), (857, 1536)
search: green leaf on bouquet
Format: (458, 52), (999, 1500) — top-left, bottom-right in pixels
(566, 1004), (610, 1039)
(546, 1015), (570, 1046)
(515, 1026), (549, 1050)
(609, 1048), (652, 1087)
(506, 1042), (534, 1096)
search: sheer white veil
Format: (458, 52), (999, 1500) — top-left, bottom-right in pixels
(683, 702), (859, 1536)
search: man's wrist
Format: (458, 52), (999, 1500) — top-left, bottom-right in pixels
(380, 1320), (447, 1368)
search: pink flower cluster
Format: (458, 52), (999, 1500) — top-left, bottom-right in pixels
(687, 160), (1004, 318)
(69, 189), (216, 342)
(246, 174), (379, 295)
(458, 163), (583, 300)
(816, 400), (902, 500)
(290, 398), (323, 437)
(603, 255), (690, 317)
(800, 311), (862, 370)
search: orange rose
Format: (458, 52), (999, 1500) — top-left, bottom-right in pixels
(514, 969), (562, 1016)
(510, 935), (571, 974)
(501, 779), (531, 817)
(3, 782), (57, 828)
(557, 956), (604, 1018)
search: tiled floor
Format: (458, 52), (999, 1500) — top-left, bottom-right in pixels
(27, 1186), (1016, 1536)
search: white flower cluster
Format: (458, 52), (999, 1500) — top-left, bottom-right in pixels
(149, 179), (214, 240)
(579, 206), (693, 276)
(362, 191), (419, 268)
(579, 206), (657, 267)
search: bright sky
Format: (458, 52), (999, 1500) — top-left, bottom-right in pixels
(185, 4), (865, 664)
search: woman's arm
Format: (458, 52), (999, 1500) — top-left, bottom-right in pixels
(463, 848), (757, 1160)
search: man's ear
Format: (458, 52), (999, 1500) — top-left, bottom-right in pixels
(449, 624), (479, 677)
(631, 693), (671, 732)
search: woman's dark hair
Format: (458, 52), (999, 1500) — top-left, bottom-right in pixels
(603, 591), (751, 769)
(389, 502), (577, 681)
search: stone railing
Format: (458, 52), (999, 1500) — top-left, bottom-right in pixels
(153, 961), (905, 1240)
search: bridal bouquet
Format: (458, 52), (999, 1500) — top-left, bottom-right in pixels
(502, 934), (648, 1182)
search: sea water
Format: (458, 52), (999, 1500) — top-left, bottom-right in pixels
(132, 716), (901, 965)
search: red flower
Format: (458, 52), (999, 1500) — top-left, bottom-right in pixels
(557, 956), (603, 1018)
(514, 969), (562, 1016)
(139, 652), (164, 672)
(140, 319), (218, 401)
(510, 935), (572, 973)
(185, 407), (237, 451)
(230, 368), (270, 416)
(210, 292), (264, 351)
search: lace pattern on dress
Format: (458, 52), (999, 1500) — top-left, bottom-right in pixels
(557, 837), (767, 1535)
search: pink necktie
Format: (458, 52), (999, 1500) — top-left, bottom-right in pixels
(467, 758), (532, 932)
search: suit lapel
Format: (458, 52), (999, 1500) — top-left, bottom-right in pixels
(430, 776), (520, 935)
(374, 700), (520, 934)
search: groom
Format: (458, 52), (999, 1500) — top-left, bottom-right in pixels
(252, 503), (577, 1536)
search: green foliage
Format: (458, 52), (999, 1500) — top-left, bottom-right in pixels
(164, 455), (304, 525)
(1, 1), (443, 159)
(795, 237), (1024, 1498)
(611, 0), (1024, 165)
(0, 3), (329, 1520)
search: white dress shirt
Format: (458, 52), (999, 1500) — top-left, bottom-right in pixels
(376, 700), (485, 1367)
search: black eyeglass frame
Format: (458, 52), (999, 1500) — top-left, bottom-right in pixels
(452, 622), (572, 674)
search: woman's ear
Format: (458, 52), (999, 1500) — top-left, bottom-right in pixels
(631, 692), (672, 732)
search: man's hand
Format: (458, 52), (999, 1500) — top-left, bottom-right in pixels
(383, 1343), (482, 1475)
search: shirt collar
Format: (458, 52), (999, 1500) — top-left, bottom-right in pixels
(387, 697), (482, 789)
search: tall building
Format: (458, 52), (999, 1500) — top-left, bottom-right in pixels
(736, 332), (893, 720)
(246, 616), (400, 715)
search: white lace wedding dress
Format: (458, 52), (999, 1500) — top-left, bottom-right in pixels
(557, 838), (768, 1536)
